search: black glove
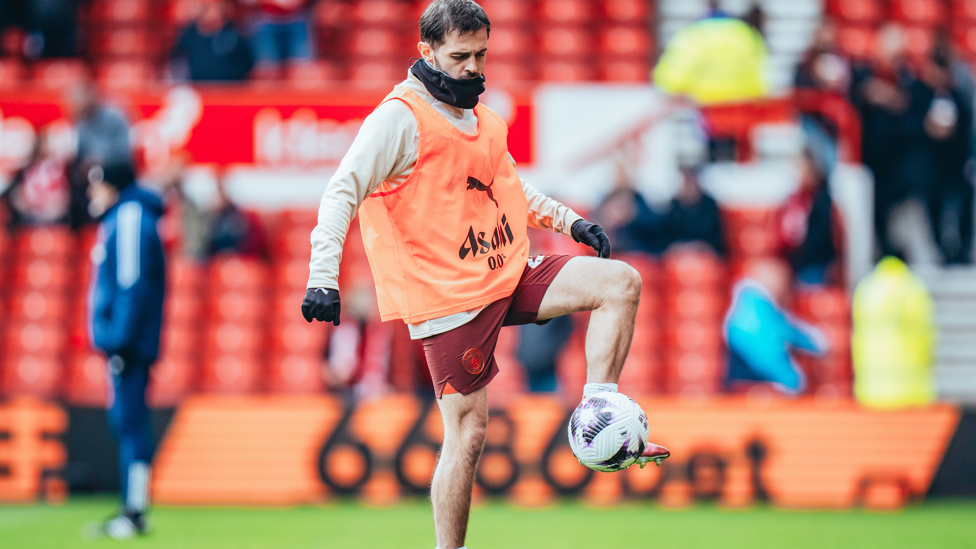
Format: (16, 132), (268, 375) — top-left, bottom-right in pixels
(301, 288), (341, 325)
(571, 219), (611, 259)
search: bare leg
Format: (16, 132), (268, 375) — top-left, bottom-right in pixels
(537, 257), (641, 384)
(431, 387), (488, 549)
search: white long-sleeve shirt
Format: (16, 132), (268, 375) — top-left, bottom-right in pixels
(308, 70), (582, 338)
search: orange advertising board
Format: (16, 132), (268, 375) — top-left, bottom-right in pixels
(152, 395), (959, 509)
(0, 398), (68, 503)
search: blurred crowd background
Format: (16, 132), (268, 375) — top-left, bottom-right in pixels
(0, 0), (975, 496)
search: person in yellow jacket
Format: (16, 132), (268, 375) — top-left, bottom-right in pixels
(852, 256), (937, 409)
(653, 4), (768, 105)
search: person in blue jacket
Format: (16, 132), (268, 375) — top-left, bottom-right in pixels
(723, 260), (828, 395)
(87, 163), (165, 538)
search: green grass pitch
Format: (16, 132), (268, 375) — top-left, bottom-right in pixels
(2, 497), (975, 548)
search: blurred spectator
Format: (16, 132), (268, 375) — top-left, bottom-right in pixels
(65, 79), (133, 227)
(0, 1), (29, 57)
(777, 149), (841, 286)
(516, 316), (574, 393)
(24, 0), (80, 58)
(850, 24), (926, 259)
(918, 34), (974, 265)
(171, 0), (255, 82)
(592, 163), (667, 254)
(243, 0), (313, 78)
(723, 259), (828, 395)
(205, 183), (268, 259)
(0, 129), (70, 227)
(794, 20), (852, 173)
(663, 165), (726, 257)
(653, 0), (767, 105)
(87, 162), (165, 538)
(852, 256), (936, 409)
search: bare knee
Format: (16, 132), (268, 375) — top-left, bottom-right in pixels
(443, 408), (487, 464)
(605, 261), (641, 308)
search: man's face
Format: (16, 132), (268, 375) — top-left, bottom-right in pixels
(419, 27), (488, 80)
(87, 179), (119, 218)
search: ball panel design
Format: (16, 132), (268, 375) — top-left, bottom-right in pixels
(567, 392), (650, 473)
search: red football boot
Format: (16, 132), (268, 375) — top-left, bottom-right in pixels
(635, 443), (671, 468)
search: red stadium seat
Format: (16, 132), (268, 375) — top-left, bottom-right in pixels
(272, 257), (310, 288)
(209, 257), (269, 292)
(278, 209), (319, 229)
(662, 250), (726, 288)
(792, 288), (851, 322)
(1, 352), (62, 399)
(665, 349), (723, 395)
(65, 352), (110, 407)
(198, 354), (262, 394)
(902, 26), (936, 59)
(31, 60), (89, 89)
(722, 207), (778, 233)
(487, 27), (535, 60)
(891, 0), (947, 25)
(955, 27), (976, 58)
(349, 28), (403, 58)
(167, 0), (201, 22)
(3, 322), (67, 355)
(601, 59), (651, 82)
(203, 327), (262, 361)
(727, 224), (779, 257)
(208, 291), (268, 324)
(539, 0), (593, 24)
(314, 0), (353, 28)
(353, 0), (410, 25)
(618, 350), (663, 396)
(599, 26), (652, 57)
(539, 27), (593, 57)
(0, 58), (25, 89)
(159, 325), (200, 361)
(147, 354), (196, 406)
(349, 60), (404, 89)
(954, 0), (976, 20)
(14, 227), (74, 260)
(269, 321), (328, 356)
(478, 0), (535, 24)
(90, 0), (151, 24)
(602, 0), (651, 23)
(90, 28), (154, 58)
(6, 289), (69, 323)
(167, 256), (204, 292)
(663, 320), (723, 352)
(270, 225), (314, 260)
(286, 61), (345, 89)
(8, 258), (72, 290)
(827, 0), (886, 24)
(836, 25), (878, 59)
(96, 60), (155, 90)
(267, 354), (325, 394)
(664, 288), (726, 320)
(163, 291), (201, 325)
(271, 289), (308, 324)
(538, 59), (597, 82)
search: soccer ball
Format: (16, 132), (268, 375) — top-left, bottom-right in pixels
(568, 391), (650, 472)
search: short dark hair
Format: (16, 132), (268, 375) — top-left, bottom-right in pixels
(419, 0), (491, 48)
(100, 163), (136, 191)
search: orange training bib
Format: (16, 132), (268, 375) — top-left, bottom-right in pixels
(358, 87), (530, 323)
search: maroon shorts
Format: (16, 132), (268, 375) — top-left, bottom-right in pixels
(422, 254), (573, 399)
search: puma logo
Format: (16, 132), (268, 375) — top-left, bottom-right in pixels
(466, 177), (498, 207)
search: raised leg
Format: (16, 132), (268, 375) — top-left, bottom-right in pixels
(536, 256), (642, 384)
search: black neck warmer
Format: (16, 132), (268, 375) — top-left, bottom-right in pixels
(411, 59), (486, 109)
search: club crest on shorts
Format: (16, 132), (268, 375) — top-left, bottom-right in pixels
(462, 348), (486, 374)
